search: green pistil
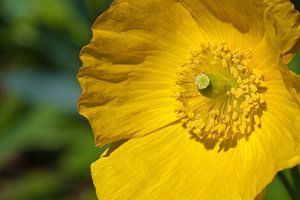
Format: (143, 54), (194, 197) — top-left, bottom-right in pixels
(196, 73), (231, 97)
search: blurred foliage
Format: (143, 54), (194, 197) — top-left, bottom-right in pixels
(0, 0), (299, 200)
(0, 0), (112, 199)
(293, 0), (300, 11)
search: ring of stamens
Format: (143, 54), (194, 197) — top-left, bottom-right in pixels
(175, 43), (266, 142)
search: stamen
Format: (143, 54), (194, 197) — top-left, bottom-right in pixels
(175, 43), (266, 144)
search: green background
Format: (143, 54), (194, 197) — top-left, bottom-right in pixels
(0, 0), (299, 199)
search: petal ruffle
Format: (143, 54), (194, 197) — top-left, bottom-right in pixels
(263, 0), (300, 63)
(78, 0), (207, 147)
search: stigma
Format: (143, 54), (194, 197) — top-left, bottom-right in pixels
(195, 73), (210, 90)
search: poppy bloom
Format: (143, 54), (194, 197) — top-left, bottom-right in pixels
(78, 0), (300, 199)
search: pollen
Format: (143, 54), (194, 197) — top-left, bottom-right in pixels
(175, 43), (267, 142)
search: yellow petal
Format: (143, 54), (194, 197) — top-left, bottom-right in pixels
(179, 0), (262, 49)
(91, 96), (300, 200)
(261, 69), (300, 169)
(78, 0), (207, 147)
(92, 71), (300, 200)
(255, 189), (266, 200)
(179, 0), (300, 63)
(281, 69), (300, 105)
(91, 70), (300, 200)
(263, 0), (300, 64)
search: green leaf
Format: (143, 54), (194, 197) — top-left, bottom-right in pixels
(265, 175), (292, 200)
(289, 47), (300, 74)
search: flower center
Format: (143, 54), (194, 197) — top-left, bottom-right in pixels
(175, 43), (267, 146)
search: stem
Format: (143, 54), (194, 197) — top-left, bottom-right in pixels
(290, 166), (300, 199)
(278, 171), (296, 200)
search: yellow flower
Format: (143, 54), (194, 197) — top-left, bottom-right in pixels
(78, 0), (300, 199)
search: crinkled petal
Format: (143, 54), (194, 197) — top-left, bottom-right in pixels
(78, 0), (207, 147)
(263, 0), (300, 63)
